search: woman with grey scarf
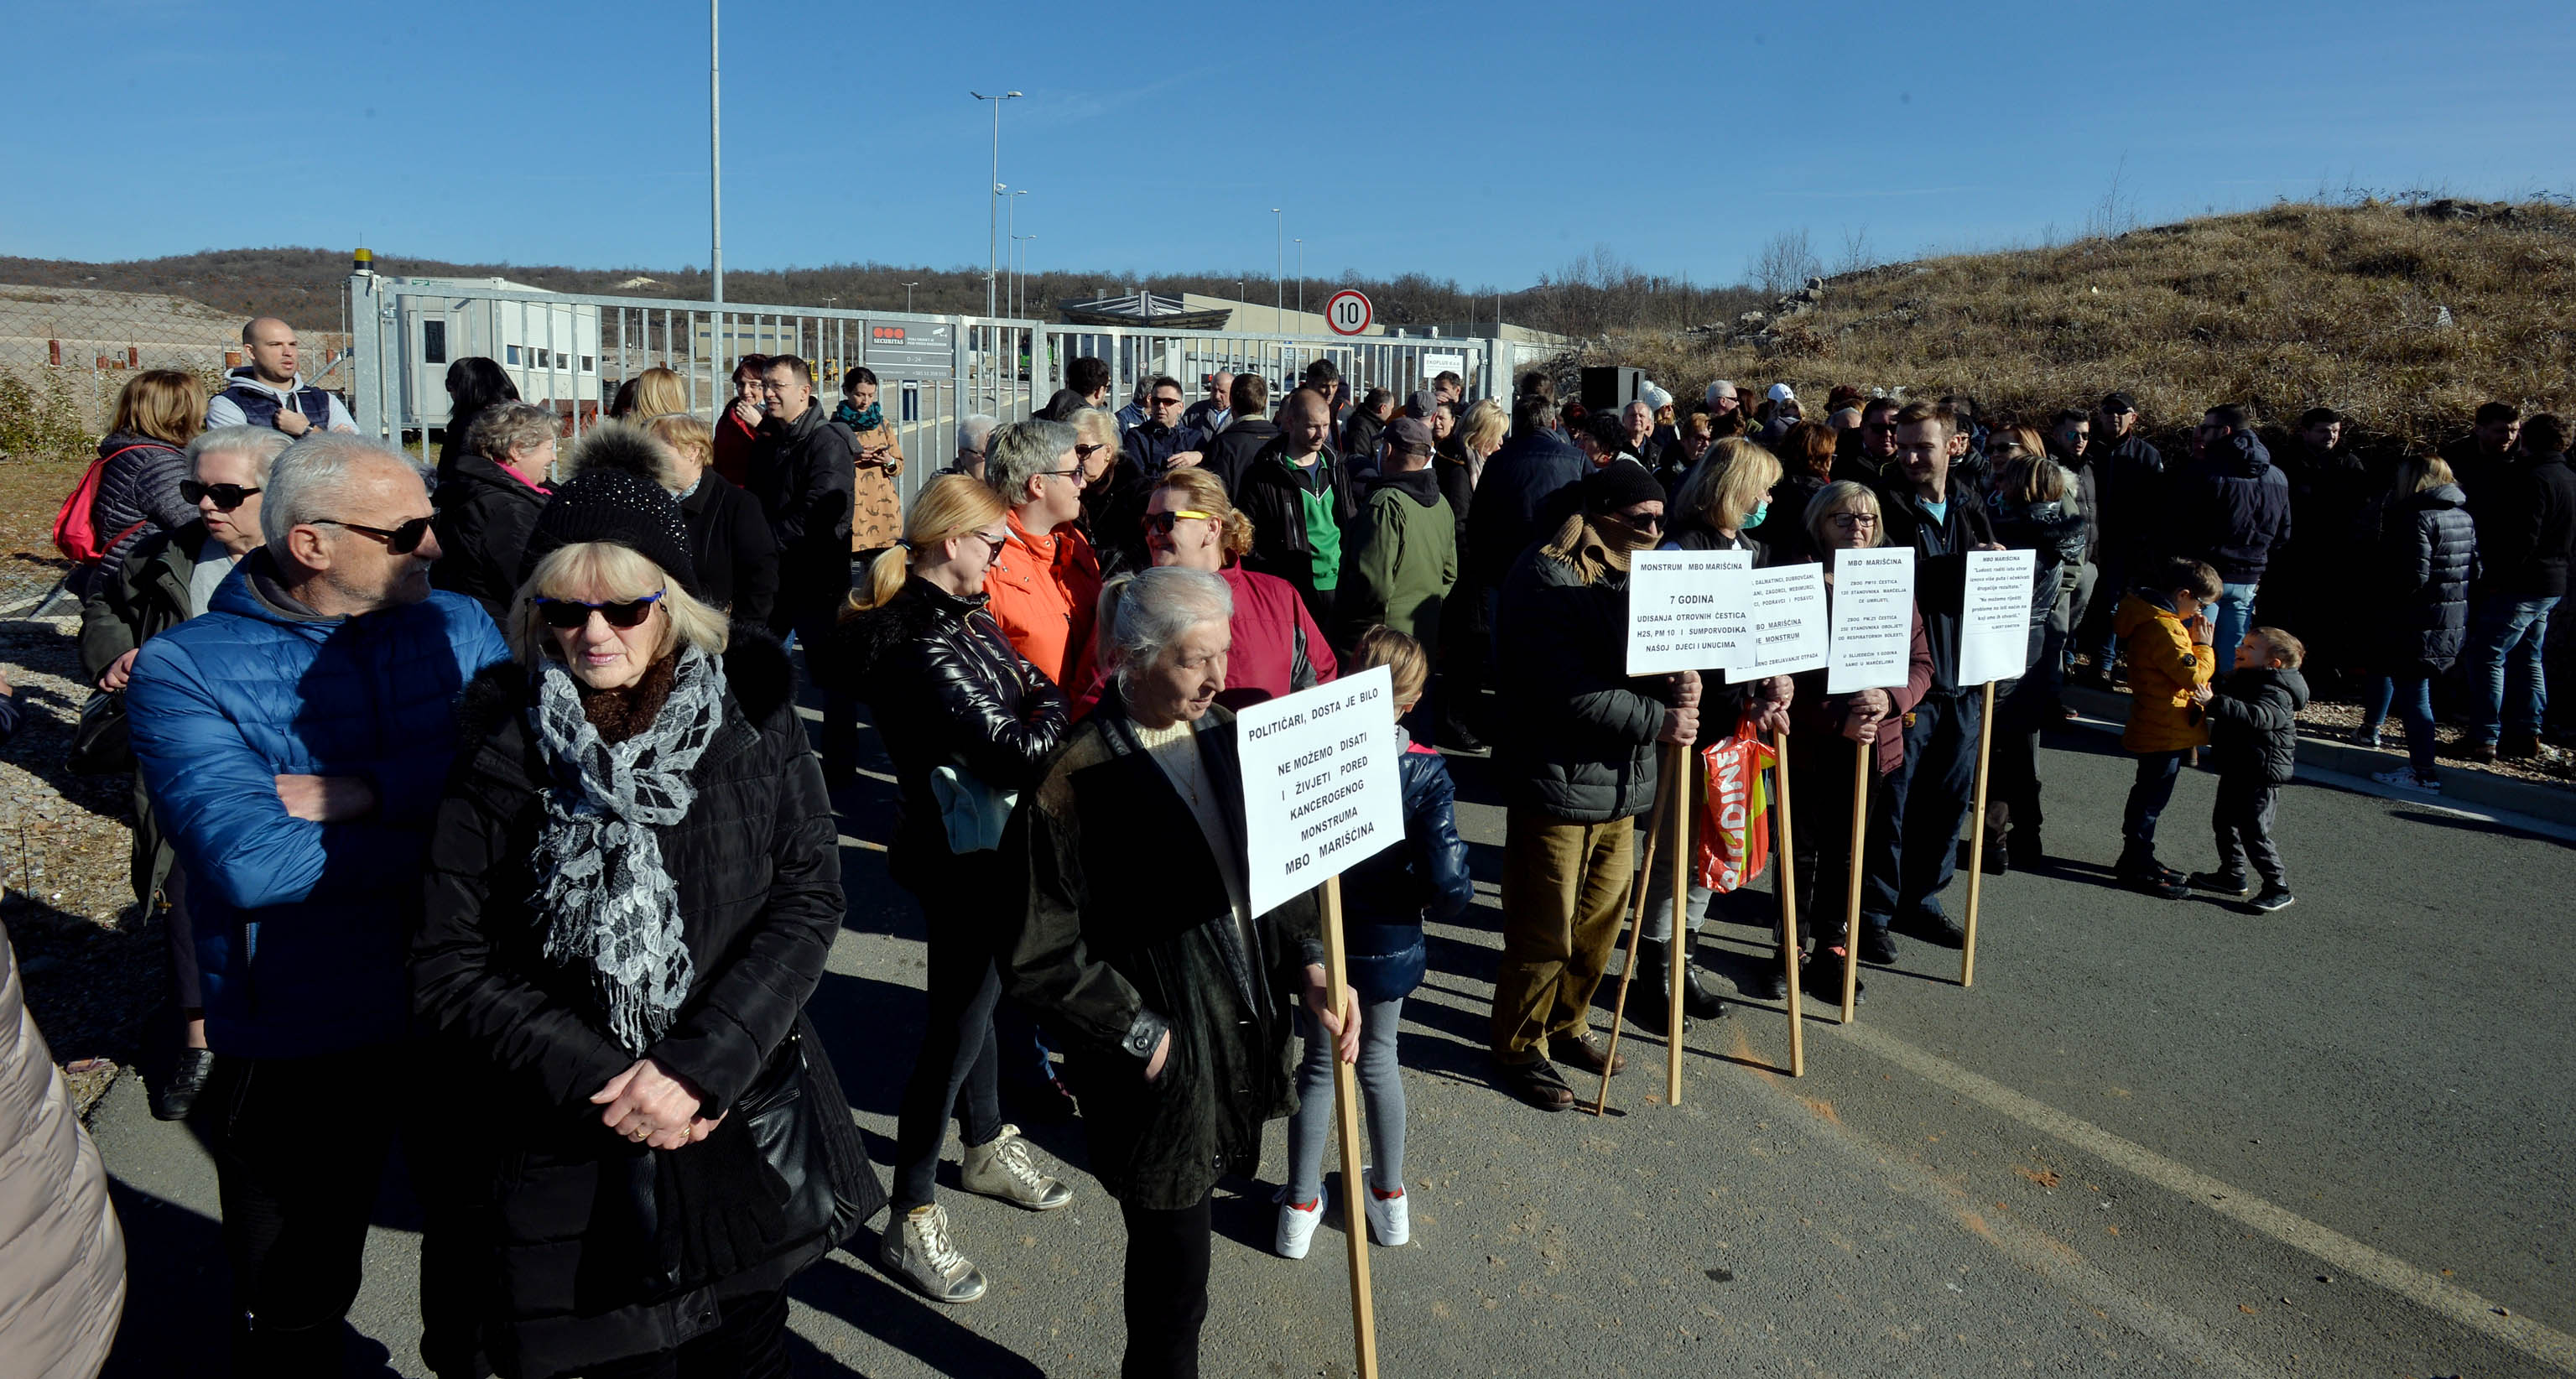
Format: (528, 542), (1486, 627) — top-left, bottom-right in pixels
(415, 469), (862, 1379)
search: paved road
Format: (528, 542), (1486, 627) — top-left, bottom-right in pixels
(91, 710), (2576, 1378)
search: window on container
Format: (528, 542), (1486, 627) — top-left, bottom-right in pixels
(506, 345), (521, 365)
(581, 355), (594, 372)
(422, 320), (447, 364)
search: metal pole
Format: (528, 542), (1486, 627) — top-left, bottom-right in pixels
(1295, 238), (1304, 318)
(709, 0), (723, 312)
(1272, 209), (1283, 325)
(971, 91), (1020, 321)
(904, 282), (918, 313)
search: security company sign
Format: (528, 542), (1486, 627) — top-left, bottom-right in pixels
(1238, 667), (1402, 917)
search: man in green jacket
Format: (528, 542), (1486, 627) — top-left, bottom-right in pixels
(1338, 416), (1457, 646)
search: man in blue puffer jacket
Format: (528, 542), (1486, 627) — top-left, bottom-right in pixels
(126, 433), (506, 1378)
(2178, 404), (2292, 658)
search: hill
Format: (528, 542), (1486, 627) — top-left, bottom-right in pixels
(1588, 197), (2576, 454)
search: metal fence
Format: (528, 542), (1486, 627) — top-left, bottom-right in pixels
(0, 283), (353, 454)
(347, 273), (1559, 505)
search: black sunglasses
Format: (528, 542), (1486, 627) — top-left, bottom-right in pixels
(180, 481), (262, 510)
(533, 591), (665, 629)
(314, 516), (433, 554)
(1141, 508), (1214, 533)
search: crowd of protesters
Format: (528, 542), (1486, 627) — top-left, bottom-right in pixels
(13, 310), (2573, 1378)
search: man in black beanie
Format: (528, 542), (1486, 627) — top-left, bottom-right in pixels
(1483, 461), (1696, 1110)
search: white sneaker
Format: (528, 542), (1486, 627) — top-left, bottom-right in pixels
(1361, 1173), (1411, 1247)
(1273, 1184), (1328, 1260)
(2370, 767), (2442, 794)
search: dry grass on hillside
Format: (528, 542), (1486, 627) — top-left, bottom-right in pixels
(1590, 199), (2576, 450)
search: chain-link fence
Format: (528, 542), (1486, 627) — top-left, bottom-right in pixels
(0, 283), (351, 459)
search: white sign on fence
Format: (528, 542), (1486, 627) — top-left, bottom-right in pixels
(1625, 549), (1753, 676)
(1958, 548), (2041, 685)
(1730, 563), (1830, 681)
(1420, 351), (1466, 381)
(1826, 549), (1917, 693)
(1237, 666), (1404, 917)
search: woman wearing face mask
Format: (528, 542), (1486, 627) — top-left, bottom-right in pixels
(81, 425), (292, 1120)
(835, 366), (907, 558)
(1663, 438), (1783, 559)
(416, 470), (869, 1379)
(822, 475), (1079, 1306)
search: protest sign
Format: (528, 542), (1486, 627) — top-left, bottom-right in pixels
(1825, 549), (1916, 693)
(1625, 549), (1753, 676)
(1730, 562), (1830, 681)
(1959, 548), (2040, 685)
(1237, 666), (1403, 918)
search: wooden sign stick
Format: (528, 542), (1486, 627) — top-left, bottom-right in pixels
(1960, 679), (1999, 988)
(1772, 730), (1804, 1076)
(1666, 740), (1690, 1107)
(1317, 875), (1379, 1378)
(1841, 737), (1869, 1025)
(1591, 762), (1673, 1117)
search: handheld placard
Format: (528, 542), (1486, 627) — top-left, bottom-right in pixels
(1825, 547), (1918, 1023)
(1625, 548), (1753, 677)
(1955, 548), (2041, 988)
(1236, 668), (1401, 1379)
(1729, 563), (1830, 682)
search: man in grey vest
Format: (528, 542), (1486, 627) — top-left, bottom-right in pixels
(205, 318), (357, 437)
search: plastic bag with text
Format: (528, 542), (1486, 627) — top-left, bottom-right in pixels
(1694, 716), (1776, 893)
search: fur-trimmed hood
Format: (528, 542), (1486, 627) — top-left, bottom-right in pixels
(455, 627), (797, 743)
(561, 420), (683, 492)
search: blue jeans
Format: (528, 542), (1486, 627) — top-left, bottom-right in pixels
(2464, 595), (2558, 744)
(2121, 750), (2188, 853)
(1861, 691), (1981, 925)
(2362, 674), (2438, 776)
(2213, 581), (2259, 664)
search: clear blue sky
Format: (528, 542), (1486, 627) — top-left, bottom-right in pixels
(5, 0), (2570, 292)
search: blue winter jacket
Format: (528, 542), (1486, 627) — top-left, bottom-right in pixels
(126, 554), (510, 1057)
(1338, 730), (1474, 1004)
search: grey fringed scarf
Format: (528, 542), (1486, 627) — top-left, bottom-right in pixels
(529, 646), (726, 1054)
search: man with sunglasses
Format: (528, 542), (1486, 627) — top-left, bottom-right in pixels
(1118, 375), (1206, 481)
(1835, 396), (1904, 487)
(124, 433), (508, 1376)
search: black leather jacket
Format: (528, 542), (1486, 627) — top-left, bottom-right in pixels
(824, 577), (1069, 882)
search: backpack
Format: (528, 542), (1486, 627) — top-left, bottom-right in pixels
(52, 444), (153, 565)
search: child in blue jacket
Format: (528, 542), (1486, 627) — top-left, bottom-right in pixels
(1275, 627), (1473, 1260)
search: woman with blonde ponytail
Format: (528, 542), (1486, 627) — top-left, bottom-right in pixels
(819, 471), (1079, 1304)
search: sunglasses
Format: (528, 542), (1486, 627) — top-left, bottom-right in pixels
(180, 481), (262, 510)
(533, 591), (665, 629)
(1075, 442), (1111, 459)
(314, 516), (433, 554)
(1142, 508), (1213, 533)
(1151, 396), (1185, 408)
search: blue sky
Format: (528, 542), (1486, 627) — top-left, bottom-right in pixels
(5, 0), (2571, 291)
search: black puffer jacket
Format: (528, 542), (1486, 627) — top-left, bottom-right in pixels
(1492, 516), (1677, 822)
(2370, 482), (2479, 674)
(746, 403), (855, 632)
(824, 578), (1069, 890)
(89, 432), (194, 575)
(2094, 432), (2169, 559)
(2473, 450), (2576, 600)
(2206, 665), (2308, 786)
(680, 474), (779, 627)
(2176, 431), (2292, 583)
(1338, 731), (1473, 1005)
(1001, 695), (1323, 1210)
(414, 636), (847, 1377)
(430, 451), (548, 622)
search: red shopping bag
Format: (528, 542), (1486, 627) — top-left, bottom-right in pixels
(1694, 716), (1776, 893)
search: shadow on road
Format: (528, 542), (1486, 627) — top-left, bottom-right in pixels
(787, 1252), (1047, 1378)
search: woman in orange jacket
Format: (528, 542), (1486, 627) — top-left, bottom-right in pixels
(2111, 555), (2223, 895)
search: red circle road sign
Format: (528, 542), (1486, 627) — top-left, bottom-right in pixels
(1325, 289), (1373, 336)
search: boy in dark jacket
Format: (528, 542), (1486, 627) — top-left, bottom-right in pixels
(2188, 626), (2308, 912)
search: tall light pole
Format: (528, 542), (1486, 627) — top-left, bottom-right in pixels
(1271, 209), (1283, 324)
(1015, 236), (1038, 317)
(1007, 189), (1028, 318)
(1293, 238), (1304, 319)
(903, 281), (919, 313)
(709, 0), (724, 316)
(971, 91), (1021, 321)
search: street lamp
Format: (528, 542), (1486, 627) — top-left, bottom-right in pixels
(1014, 235), (1038, 317)
(1007, 189), (1029, 318)
(1271, 209), (1283, 323)
(970, 90), (1022, 320)
(903, 281), (919, 313)
(710, 1), (723, 314)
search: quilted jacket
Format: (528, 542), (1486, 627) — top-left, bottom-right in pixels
(89, 431), (194, 575)
(125, 552), (510, 1056)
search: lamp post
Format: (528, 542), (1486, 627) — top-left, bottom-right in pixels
(1293, 238), (1304, 319)
(709, 1), (723, 315)
(1272, 208), (1283, 325)
(970, 90), (1022, 321)
(1015, 236), (1038, 317)
(1007, 189), (1029, 318)
(903, 281), (919, 313)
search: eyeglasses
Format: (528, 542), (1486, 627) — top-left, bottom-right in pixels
(1827, 513), (1881, 528)
(1042, 466), (1085, 482)
(1075, 442), (1111, 460)
(1613, 510), (1664, 531)
(1142, 508), (1213, 533)
(181, 481), (262, 509)
(969, 529), (1010, 558)
(313, 516), (433, 554)
(533, 591), (665, 629)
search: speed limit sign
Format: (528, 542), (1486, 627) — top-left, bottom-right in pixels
(1325, 289), (1373, 336)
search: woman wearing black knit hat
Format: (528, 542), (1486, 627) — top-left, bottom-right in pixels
(414, 466), (880, 1379)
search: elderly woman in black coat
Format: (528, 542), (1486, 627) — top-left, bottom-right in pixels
(415, 470), (865, 1379)
(2358, 454), (2480, 792)
(1002, 565), (1354, 1379)
(825, 474), (1076, 1308)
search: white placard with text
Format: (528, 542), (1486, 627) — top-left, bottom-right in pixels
(1625, 549), (1754, 676)
(1959, 548), (2041, 686)
(1826, 549), (1918, 693)
(1237, 666), (1404, 918)
(1729, 562), (1831, 681)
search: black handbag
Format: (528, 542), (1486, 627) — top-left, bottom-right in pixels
(67, 690), (133, 775)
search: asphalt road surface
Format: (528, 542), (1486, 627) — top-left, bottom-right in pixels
(91, 709), (2576, 1378)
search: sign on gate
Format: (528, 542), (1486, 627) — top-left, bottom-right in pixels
(1327, 290), (1373, 336)
(1420, 351), (1465, 380)
(1238, 667), (1402, 917)
(867, 322), (953, 375)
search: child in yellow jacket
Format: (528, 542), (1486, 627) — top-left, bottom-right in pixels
(2111, 557), (2223, 898)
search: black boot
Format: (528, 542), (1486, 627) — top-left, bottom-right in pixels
(150, 1046), (216, 1122)
(1676, 939), (1725, 1019)
(1631, 940), (1683, 1030)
